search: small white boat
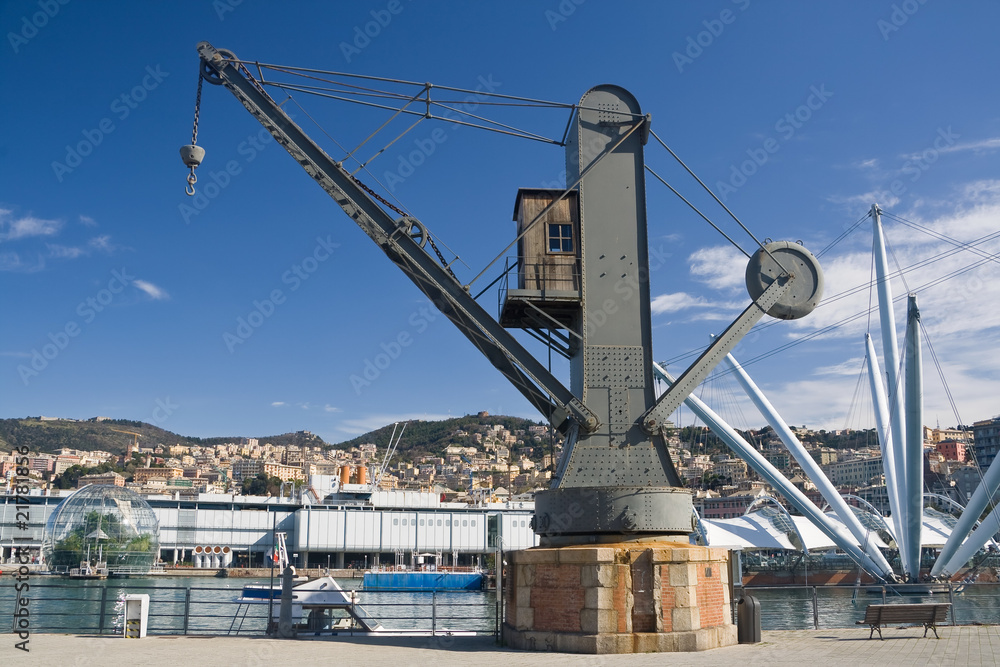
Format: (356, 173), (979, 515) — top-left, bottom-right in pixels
(232, 575), (383, 634)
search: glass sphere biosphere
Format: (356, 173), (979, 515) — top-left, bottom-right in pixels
(42, 485), (160, 573)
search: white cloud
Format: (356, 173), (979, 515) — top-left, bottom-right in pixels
(688, 246), (747, 292)
(271, 401), (286, 407)
(134, 279), (169, 300)
(324, 404), (341, 413)
(87, 235), (113, 252)
(903, 136), (1000, 159)
(46, 244), (87, 259)
(79, 215), (97, 227)
(710, 181), (1000, 430)
(650, 292), (709, 314)
(0, 251), (43, 272)
(0, 210), (62, 241)
(827, 190), (900, 210)
(45, 235), (115, 261)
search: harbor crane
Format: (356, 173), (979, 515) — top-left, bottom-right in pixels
(186, 43), (825, 546)
(109, 427), (141, 458)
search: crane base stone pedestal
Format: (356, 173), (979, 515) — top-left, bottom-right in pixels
(502, 540), (737, 653)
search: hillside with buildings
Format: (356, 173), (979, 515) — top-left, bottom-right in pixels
(3, 413), (998, 514)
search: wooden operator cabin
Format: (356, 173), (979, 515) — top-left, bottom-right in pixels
(499, 188), (582, 332)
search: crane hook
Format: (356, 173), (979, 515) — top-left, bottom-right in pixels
(180, 144), (205, 196)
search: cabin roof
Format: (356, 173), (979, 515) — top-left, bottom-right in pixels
(512, 188), (577, 221)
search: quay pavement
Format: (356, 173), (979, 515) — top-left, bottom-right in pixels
(5, 625), (1000, 666)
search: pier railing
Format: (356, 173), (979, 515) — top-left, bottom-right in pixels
(736, 582), (1000, 630)
(1, 582), (498, 637)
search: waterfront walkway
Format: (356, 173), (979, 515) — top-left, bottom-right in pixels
(7, 626), (1000, 666)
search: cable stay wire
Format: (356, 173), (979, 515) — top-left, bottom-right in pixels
(644, 164), (750, 258)
(279, 89), (474, 279)
(250, 60), (581, 146)
(661, 217), (1000, 371)
(244, 59), (584, 110)
(647, 128), (788, 273)
(661, 245), (1000, 381)
(284, 94), (414, 218)
(817, 210), (873, 259)
(268, 81), (564, 146)
(881, 210), (1000, 268)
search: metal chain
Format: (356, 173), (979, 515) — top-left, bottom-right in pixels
(191, 68), (203, 145)
(427, 234), (458, 281)
(351, 175), (406, 217)
(350, 175), (457, 281)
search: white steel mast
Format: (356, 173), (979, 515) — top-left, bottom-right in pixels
(872, 203), (912, 575)
(902, 294), (924, 580)
(866, 333), (905, 560)
(723, 353), (895, 576)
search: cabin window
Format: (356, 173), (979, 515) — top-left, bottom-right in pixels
(462, 520), (468, 527)
(402, 518), (407, 526)
(471, 520), (477, 527)
(547, 223), (574, 253)
(437, 519), (442, 526)
(393, 518), (399, 525)
(419, 519), (425, 526)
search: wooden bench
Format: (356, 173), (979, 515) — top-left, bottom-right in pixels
(856, 603), (951, 639)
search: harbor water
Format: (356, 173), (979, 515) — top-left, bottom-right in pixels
(4, 576), (1000, 635)
(2, 575), (498, 636)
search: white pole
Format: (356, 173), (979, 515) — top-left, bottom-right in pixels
(653, 362), (893, 579)
(903, 294), (925, 580)
(723, 352), (895, 575)
(872, 203), (911, 574)
(938, 502), (1000, 578)
(931, 459), (1000, 577)
(866, 334), (905, 555)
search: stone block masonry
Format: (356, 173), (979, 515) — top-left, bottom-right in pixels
(503, 541), (737, 653)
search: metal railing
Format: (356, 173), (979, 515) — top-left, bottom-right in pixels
(734, 582), (1000, 631)
(497, 257), (581, 316)
(1, 582), (497, 637)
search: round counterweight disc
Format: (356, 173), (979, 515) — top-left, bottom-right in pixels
(745, 241), (824, 320)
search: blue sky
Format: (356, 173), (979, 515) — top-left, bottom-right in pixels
(3, 0), (999, 443)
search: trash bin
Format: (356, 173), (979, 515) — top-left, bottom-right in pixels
(123, 594), (149, 638)
(737, 594), (761, 644)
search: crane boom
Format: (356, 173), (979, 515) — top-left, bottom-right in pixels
(195, 42), (598, 435)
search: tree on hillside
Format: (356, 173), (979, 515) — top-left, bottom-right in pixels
(241, 473), (283, 496)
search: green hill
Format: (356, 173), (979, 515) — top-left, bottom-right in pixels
(0, 414), (550, 462)
(332, 414), (552, 462)
(0, 417), (328, 455)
